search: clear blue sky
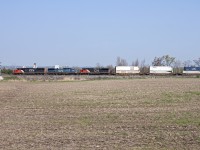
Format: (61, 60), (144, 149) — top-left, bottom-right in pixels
(0, 0), (200, 67)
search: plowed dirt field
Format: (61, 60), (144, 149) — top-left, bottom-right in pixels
(0, 78), (200, 149)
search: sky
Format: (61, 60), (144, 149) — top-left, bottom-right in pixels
(0, 0), (200, 67)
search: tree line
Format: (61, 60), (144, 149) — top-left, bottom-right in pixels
(115, 55), (200, 67)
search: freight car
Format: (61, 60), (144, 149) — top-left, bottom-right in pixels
(115, 66), (174, 75)
(115, 66), (140, 75)
(183, 67), (200, 75)
(149, 66), (173, 74)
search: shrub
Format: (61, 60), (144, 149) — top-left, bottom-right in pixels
(1, 69), (13, 75)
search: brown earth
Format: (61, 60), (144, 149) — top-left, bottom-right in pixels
(0, 78), (200, 150)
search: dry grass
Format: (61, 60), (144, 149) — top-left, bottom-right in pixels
(0, 78), (200, 149)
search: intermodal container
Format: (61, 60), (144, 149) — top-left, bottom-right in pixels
(150, 66), (173, 74)
(116, 66), (140, 74)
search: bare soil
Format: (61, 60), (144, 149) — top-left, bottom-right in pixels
(0, 78), (200, 149)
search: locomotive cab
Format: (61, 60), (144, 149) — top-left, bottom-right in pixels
(13, 69), (24, 75)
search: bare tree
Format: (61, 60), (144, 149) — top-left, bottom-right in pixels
(152, 57), (164, 66)
(183, 60), (192, 67)
(132, 58), (139, 66)
(96, 63), (103, 68)
(140, 59), (146, 68)
(106, 65), (114, 69)
(162, 55), (175, 66)
(116, 57), (121, 66)
(106, 65), (115, 74)
(173, 60), (183, 68)
(194, 58), (200, 67)
(140, 59), (149, 74)
(73, 66), (81, 73)
(152, 55), (175, 66)
(116, 57), (128, 66)
(173, 60), (183, 74)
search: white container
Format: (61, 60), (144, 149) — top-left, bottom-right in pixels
(183, 71), (200, 74)
(150, 66), (173, 74)
(116, 66), (140, 74)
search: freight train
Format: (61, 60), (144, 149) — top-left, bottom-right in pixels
(13, 66), (200, 75)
